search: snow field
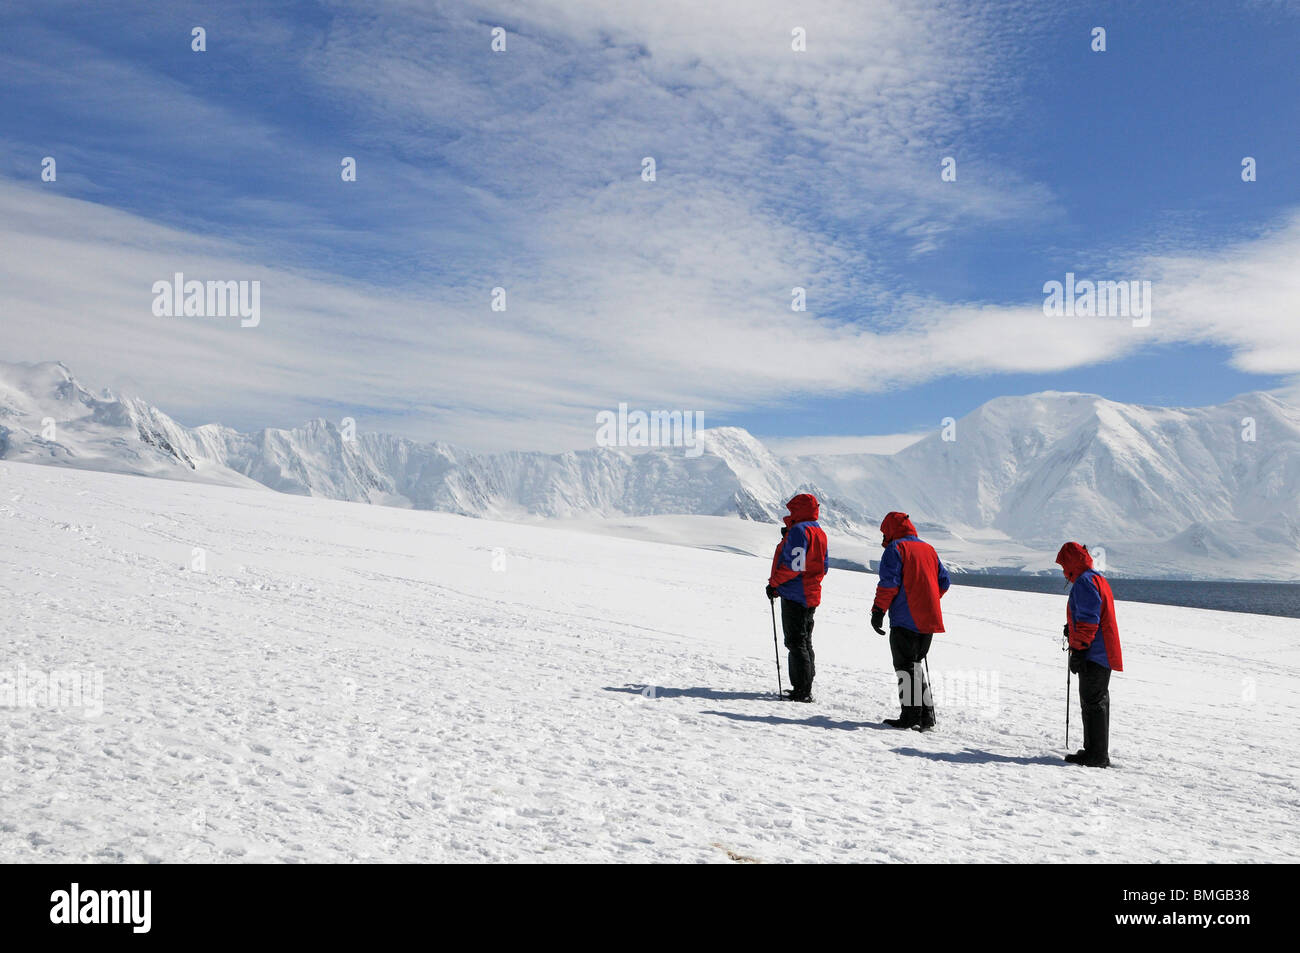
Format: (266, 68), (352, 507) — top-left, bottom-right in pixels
(1, 461), (1297, 863)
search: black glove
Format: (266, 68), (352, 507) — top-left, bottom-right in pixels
(871, 607), (886, 635)
(1069, 648), (1087, 674)
(766, 585), (778, 601)
(1063, 623), (1070, 640)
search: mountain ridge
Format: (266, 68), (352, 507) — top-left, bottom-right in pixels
(2, 360), (1297, 578)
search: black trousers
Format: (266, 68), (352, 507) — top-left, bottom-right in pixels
(1078, 660), (1111, 760)
(780, 599), (816, 694)
(889, 626), (934, 710)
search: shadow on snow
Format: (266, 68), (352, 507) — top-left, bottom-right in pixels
(698, 709), (896, 731)
(891, 746), (1064, 766)
(603, 684), (776, 702)
(604, 685), (1067, 765)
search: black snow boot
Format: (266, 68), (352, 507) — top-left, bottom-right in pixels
(884, 706), (920, 728)
(783, 689), (813, 703)
(1078, 707), (1110, 766)
(1065, 750), (1110, 768)
(912, 706), (937, 732)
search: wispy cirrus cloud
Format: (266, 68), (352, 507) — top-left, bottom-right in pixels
(1, 1), (1297, 451)
(5, 177), (1298, 452)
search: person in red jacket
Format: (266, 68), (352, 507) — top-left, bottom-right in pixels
(1056, 542), (1123, 767)
(766, 493), (828, 702)
(871, 512), (949, 731)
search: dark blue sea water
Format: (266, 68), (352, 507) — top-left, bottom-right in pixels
(824, 558), (1300, 618)
(950, 573), (1300, 620)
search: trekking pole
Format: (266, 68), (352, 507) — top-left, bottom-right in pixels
(923, 656), (935, 724)
(1062, 630), (1071, 750)
(770, 598), (784, 698)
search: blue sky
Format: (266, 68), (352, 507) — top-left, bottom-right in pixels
(2, 0), (1298, 451)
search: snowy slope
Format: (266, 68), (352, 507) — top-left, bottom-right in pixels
(3, 360), (1298, 578)
(1, 461), (1297, 863)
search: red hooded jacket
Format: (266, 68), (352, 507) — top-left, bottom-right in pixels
(1056, 542), (1123, 672)
(768, 493), (828, 607)
(873, 512), (949, 633)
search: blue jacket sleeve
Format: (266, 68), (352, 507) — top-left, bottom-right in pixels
(878, 543), (902, 590)
(776, 524), (807, 574)
(937, 555), (950, 594)
(1069, 576), (1102, 626)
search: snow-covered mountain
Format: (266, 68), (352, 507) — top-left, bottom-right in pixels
(796, 391), (1300, 564)
(2, 360), (1298, 578)
(0, 361), (851, 523)
(0, 361), (260, 488)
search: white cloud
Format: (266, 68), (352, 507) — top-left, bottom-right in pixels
(6, 178), (1297, 453)
(1139, 212), (1300, 375)
(2, 1), (1297, 452)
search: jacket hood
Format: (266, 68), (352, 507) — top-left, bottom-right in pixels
(1055, 542), (1094, 581)
(880, 511), (917, 543)
(785, 493), (820, 524)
